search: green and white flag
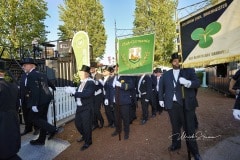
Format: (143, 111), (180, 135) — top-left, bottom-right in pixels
(117, 34), (155, 75)
(71, 31), (90, 70)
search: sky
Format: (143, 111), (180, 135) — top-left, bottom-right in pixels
(44, 0), (206, 64)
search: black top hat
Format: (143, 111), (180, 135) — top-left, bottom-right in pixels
(80, 65), (91, 74)
(102, 65), (114, 73)
(20, 58), (37, 65)
(154, 68), (162, 73)
(113, 63), (119, 68)
(170, 52), (181, 63)
(0, 60), (7, 72)
(90, 61), (97, 68)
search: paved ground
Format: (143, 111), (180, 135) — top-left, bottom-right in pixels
(202, 136), (240, 160)
(18, 126), (70, 160)
(17, 88), (240, 160)
(18, 132), (240, 160)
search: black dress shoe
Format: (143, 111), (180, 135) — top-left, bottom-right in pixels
(48, 128), (58, 140)
(80, 142), (92, 151)
(107, 124), (112, 127)
(124, 134), (129, 140)
(92, 125), (99, 130)
(111, 131), (118, 137)
(33, 129), (40, 135)
(194, 154), (202, 160)
(21, 129), (32, 136)
(107, 124), (115, 128)
(30, 139), (45, 145)
(151, 114), (156, 118)
(141, 120), (147, 125)
(168, 144), (181, 151)
(77, 137), (84, 142)
(99, 120), (104, 128)
(130, 117), (137, 124)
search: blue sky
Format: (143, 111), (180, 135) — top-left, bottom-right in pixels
(44, 0), (205, 63)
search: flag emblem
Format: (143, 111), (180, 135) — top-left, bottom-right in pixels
(129, 47), (141, 63)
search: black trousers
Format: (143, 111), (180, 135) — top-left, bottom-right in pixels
(114, 104), (130, 135)
(129, 101), (137, 122)
(149, 91), (157, 115)
(104, 104), (115, 126)
(75, 105), (93, 145)
(151, 91), (162, 113)
(93, 94), (104, 127)
(30, 102), (56, 142)
(4, 154), (22, 160)
(22, 102), (38, 131)
(140, 97), (149, 121)
(233, 94), (240, 109)
(168, 102), (199, 155)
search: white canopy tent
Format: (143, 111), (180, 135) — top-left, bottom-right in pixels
(182, 0), (240, 68)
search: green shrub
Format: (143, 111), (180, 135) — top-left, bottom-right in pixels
(196, 71), (203, 84)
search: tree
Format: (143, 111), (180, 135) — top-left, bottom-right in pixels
(0, 0), (48, 58)
(58, 0), (107, 61)
(133, 0), (176, 66)
(210, 0), (220, 5)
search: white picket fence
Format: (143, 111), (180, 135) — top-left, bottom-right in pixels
(47, 87), (77, 127)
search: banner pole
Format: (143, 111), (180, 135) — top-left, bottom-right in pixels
(114, 20), (121, 141)
(180, 56), (191, 160)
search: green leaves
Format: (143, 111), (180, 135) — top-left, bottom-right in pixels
(0, 0), (48, 58)
(191, 22), (221, 48)
(133, 0), (176, 65)
(58, 0), (106, 61)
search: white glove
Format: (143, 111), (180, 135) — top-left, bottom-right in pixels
(145, 99), (149, 102)
(32, 106), (38, 112)
(95, 80), (99, 85)
(115, 81), (122, 87)
(179, 77), (191, 88)
(159, 101), (164, 108)
(233, 109), (240, 120)
(65, 86), (76, 94)
(236, 89), (240, 95)
(99, 79), (104, 86)
(137, 94), (141, 98)
(69, 87), (76, 94)
(104, 99), (109, 105)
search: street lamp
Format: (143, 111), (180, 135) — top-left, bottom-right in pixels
(32, 37), (40, 59)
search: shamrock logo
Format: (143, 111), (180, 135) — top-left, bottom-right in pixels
(191, 22), (221, 48)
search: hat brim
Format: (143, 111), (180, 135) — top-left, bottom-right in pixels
(79, 69), (90, 74)
(20, 62), (37, 65)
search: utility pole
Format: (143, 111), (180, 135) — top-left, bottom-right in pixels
(114, 20), (117, 63)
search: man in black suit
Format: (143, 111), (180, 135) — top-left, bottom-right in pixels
(0, 60), (21, 160)
(19, 71), (39, 136)
(158, 53), (202, 160)
(90, 62), (104, 130)
(101, 65), (116, 128)
(21, 58), (57, 145)
(65, 65), (96, 151)
(137, 74), (153, 125)
(151, 68), (163, 115)
(111, 65), (135, 140)
(229, 69), (240, 120)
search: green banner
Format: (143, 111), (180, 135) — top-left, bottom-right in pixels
(118, 34), (155, 75)
(71, 31), (90, 70)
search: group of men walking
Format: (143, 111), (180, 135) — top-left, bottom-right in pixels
(63, 53), (202, 159)
(0, 58), (59, 160)
(0, 52), (203, 159)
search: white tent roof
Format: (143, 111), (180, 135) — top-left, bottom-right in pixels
(183, 0), (240, 67)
